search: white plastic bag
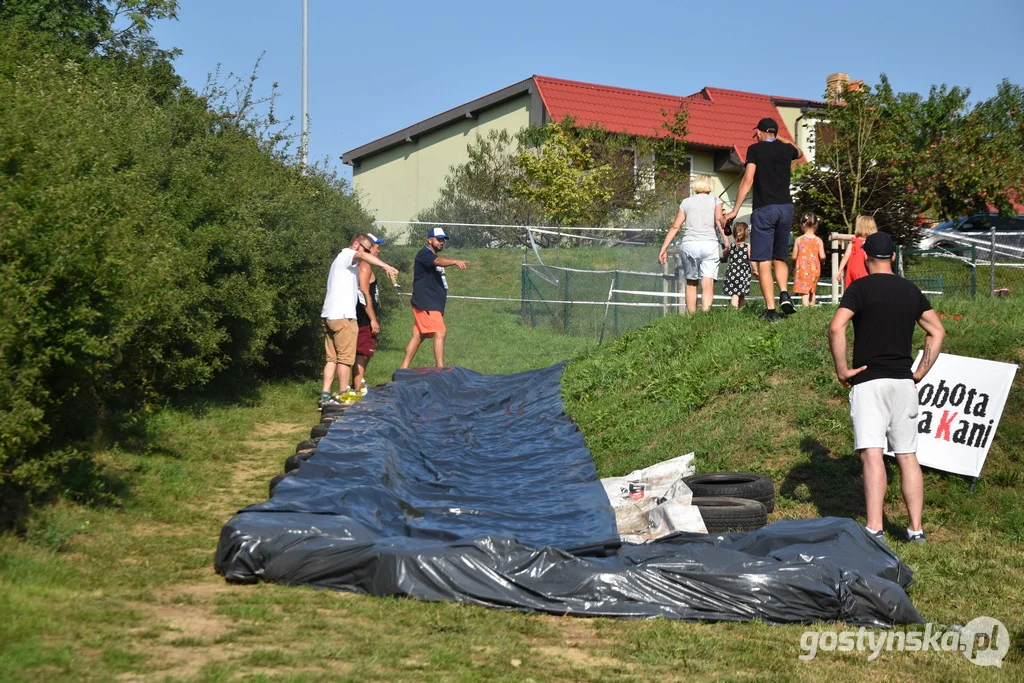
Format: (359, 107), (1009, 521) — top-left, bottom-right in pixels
(601, 453), (706, 542)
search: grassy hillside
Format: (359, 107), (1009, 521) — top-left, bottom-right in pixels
(3, 242), (1023, 679)
(564, 297), (1024, 637)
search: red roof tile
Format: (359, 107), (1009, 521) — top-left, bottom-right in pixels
(533, 75), (818, 163)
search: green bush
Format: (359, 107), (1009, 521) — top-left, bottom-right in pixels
(0, 24), (373, 520)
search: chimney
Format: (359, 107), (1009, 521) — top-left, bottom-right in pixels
(826, 72), (850, 102)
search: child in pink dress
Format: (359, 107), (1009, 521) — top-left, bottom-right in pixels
(791, 212), (826, 307)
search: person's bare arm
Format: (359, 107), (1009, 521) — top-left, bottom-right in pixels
(791, 238), (800, 262)
(837, 242), (853, 272)
(725, 163), (756, 221)
(434, 256), (467, 269)
(817, 238), (826, 261)
(358, 261), (379, 335)
(715, 203), (729, 247)
(659, 209), (685, 265)
(912, 310), (946, 382)
(353, 250), (399, 278)
(828, 307), (868, 387)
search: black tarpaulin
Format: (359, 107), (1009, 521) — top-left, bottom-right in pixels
(215, 364), (922, 626)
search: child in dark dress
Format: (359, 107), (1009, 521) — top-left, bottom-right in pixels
(722, 222), (752, 308)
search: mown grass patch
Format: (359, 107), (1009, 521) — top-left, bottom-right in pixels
(3, 246), (1023, 679)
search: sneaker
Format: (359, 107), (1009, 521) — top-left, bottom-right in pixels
(778, 291), (796, 315)
(318, 391), (332, 409)
(866, 527), (887, 543)
(759, 308), (783, 322)
(906, 529), (927, 543)
(358, 384), (368, 397)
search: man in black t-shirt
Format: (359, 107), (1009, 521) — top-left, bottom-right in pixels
(724, 117), (802, 320)
(828, 232), (946, 543)
(399, 227), (468, 369)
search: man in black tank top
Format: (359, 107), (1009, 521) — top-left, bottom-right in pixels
(353, 233), (386, 395)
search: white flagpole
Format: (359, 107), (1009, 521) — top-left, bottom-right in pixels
(301, 0), (309, 169)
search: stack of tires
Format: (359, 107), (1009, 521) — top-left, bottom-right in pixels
(268, 403), (347, 497)
(683, 473), (776, 534)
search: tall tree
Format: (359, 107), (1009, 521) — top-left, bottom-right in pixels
(882, 78), (1024, 219)
(513, 119), (616, 227)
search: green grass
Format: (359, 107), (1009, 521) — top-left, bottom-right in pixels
(2, 248), (1023, 681)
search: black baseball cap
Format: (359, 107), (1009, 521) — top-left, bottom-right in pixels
(756, 117), (779, 133)
(864, 232), (895, 258)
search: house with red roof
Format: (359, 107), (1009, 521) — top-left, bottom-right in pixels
(342, 75), (828, 234)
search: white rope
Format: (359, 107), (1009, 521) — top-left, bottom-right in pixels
(526, 227), (647, 245)
(372, 220), (651, 233)
(524, 263), (664, 277)
(922, 231), (1024, 256)
(395, 291), (670, 307)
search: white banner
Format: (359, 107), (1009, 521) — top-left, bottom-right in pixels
(901, 353), (1018, 477)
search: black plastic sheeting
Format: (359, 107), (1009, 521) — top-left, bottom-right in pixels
(215, 364), (922, 627)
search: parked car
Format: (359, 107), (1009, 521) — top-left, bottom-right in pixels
(917, 213), (1024, 259)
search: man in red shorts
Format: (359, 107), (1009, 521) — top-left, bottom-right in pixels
(399, 227), (468, 369)
(321, 233), (398, 409)
(353, 233), (386, 395)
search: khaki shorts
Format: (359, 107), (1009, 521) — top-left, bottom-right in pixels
(322, 318), (357, 366)
(850, 378), (919, 453)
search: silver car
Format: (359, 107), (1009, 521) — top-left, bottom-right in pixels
(917, 213), (1024, 264)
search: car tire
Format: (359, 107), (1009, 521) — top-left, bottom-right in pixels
(692, 497), (768, 533)
(320, 404), (346, 418)
(269, 471), (295, 497)
(284, 453), (304, 473)
(295, 438), (320, 453)
(310, 422), (330, 439)
(683, 472), (775, 513)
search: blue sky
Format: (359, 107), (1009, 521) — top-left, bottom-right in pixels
(151, 0), (1024, 183)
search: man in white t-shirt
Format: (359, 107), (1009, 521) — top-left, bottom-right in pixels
(321, 233), (398, 408)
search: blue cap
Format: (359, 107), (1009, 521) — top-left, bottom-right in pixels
(366, 232), (385, 244)
(427, 227), (449, 240)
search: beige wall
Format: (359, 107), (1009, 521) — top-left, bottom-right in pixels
(777, 104), (816, 163)
(352, 94), (532, 239)
(353, 103), (763, 239)
(688, 150), (746, 214)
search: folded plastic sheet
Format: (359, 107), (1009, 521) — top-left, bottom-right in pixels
(215, 364), (922, 626)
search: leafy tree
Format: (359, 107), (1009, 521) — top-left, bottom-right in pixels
(797, 74), (1024, 241)
(794, 164), (921, 249)
(0, 14), (374, 522)
(881, 79), (1024, 219)
(0, 0), (178, 56)
(513, 119), (616, 227)
(414, 130), (543, 246)
(798, 79), (900, 233)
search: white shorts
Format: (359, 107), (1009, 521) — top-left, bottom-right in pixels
(679, 241), (721, 281)
(849, 378), (919, 453)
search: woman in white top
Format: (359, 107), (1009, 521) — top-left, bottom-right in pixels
(658, 174), (730, 313)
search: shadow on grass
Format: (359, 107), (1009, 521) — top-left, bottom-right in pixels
(779, 436), (866, 519)
(1, 452), (133, 532)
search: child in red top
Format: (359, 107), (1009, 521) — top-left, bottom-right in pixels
(791, 212), (826, 307)
(839, 215), (877, 289)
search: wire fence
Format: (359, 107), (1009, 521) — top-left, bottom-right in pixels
(374, 220), (1022, 343)
(901, 227), (1024, 297)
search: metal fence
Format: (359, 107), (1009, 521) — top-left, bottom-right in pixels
(376, 221), (1021, 344)
(896, 245), (978, 298)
